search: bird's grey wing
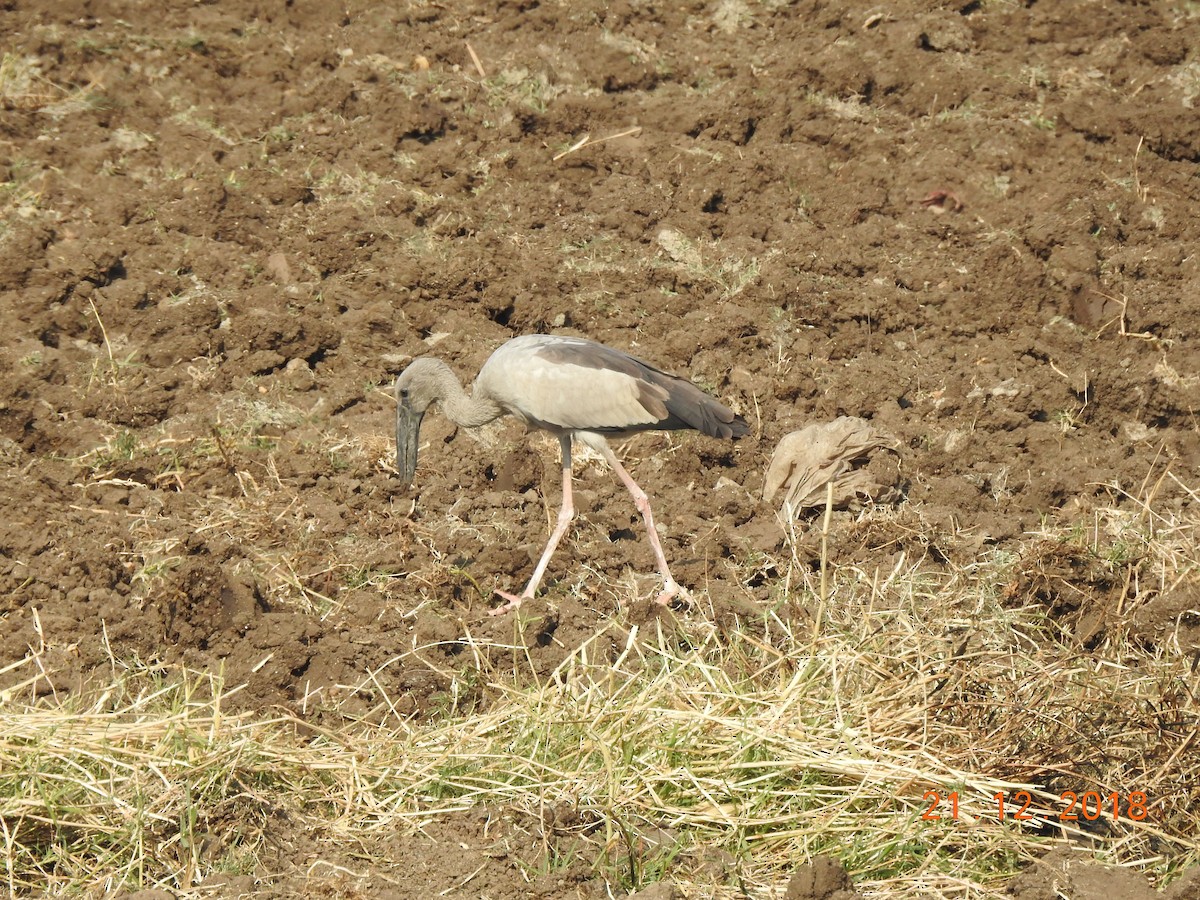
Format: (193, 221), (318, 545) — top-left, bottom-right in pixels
(479, 339), (665, 432)
(478, 335), (746, 438)
(537, 338), (745, 438)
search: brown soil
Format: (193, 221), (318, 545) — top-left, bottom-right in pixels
(2, 0), (1198, 897)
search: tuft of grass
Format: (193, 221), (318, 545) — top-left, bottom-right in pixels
(0, 153), (52, 241)
(4, 494), (1199, 895)
(482, 67), (564, 114)
(804, 89), (875, 121)
(654, 228), (778, 299)
(0, 53), (102, 114)
(5, 473), (1198, 896)
(0, 663), (288, 894)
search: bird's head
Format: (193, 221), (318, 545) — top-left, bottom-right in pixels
(394, 357), (448, 486)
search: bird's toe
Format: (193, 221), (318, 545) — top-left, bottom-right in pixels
(489, 589), (529, 616)
(654, 581), (692, 609)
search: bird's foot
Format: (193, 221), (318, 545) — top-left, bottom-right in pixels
(654, 580), (692, 609)
(489, 589), (532, 617)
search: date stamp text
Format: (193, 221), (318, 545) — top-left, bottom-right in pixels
(921, 790), (1149, 822)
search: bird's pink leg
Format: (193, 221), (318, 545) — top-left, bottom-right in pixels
(596, 444), (691, 607)
(491, 435), (575, 616)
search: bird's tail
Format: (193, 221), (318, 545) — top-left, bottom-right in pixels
(655, 374), (748, 440)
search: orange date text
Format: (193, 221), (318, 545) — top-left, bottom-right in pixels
(920, 790), (1148, 822)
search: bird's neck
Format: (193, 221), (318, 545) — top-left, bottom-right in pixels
(435, 365), (502, 428)
(445, 392), (502, 428)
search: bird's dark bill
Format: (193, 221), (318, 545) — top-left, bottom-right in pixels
(396, 405), (423, 485)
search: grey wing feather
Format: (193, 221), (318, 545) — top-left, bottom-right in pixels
(489, 336), (747, 439)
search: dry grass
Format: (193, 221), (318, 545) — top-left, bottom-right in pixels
(0, 52), (102, 116)
(3, 482), (1199, 897)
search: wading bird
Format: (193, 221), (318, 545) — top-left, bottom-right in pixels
(395, 334), (747, 615)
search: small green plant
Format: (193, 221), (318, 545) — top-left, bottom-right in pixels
(78, 430), (140, 472)
(483, 68), (562, 114)
(1051, 407), (1083, 433)
(112, 430), (138, 460)
(343, 565), (398, 590)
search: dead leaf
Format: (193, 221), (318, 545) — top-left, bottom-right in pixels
(763, 416), (900, 513)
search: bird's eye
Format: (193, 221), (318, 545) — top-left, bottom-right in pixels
(399, 388), (409, 399)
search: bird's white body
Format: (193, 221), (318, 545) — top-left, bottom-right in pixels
(476, 335), (665, 436)
(395, 334), (746, 614)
